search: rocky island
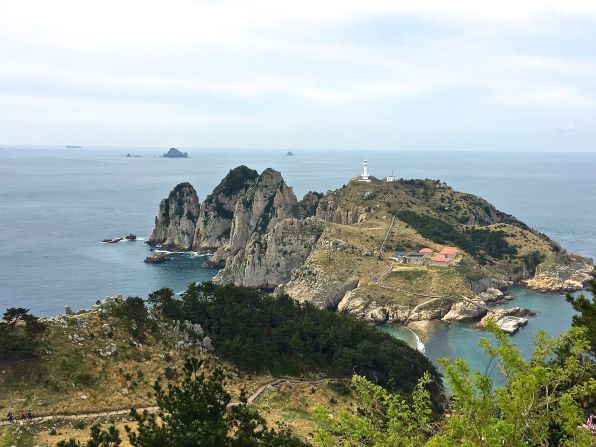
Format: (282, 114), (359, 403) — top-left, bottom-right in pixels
(147, 166), (594, 331)
(163, 147), (188, 158)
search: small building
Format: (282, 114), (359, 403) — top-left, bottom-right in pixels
(405, 253), (426, 265)
(430, 256), (451, 267)
(390, 252), (407, 263)
(359, 159), (371, 182)
(439, 247), (459, 259)
(385, 171), (397, 182)
(418, 248), (433, 257)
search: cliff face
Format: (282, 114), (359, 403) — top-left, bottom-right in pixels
(148, 183), (200, 250)
(213, 217), (323, 288)
(526, 254), (594, 292)
(149, 167), (593, 330)
(192, 166), (259, 251)
(315, 193), (367, 224)
(208, 168), (299, 266)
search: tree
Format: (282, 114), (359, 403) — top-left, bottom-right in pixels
(110, 296), (152, 341)
(3, 307), (32, 329)
(566, 278), (596, 356)
(148, 287), (181, 319)
(125, 357), (308, 447)
(0, 307), (46, 359)
(314, 373), (435, 447)
(314, 324), (595, 446)
(56, 424), (122, 446)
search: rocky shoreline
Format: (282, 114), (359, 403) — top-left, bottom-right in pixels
(144, 166), (594, 333)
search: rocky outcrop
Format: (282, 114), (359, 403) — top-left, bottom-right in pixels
(336, 290), (458, 324)
(476, 288), (504, 303)
(208, 169), (298, 266)
(315, 194), (367, 224)
(298, 191), (323, 218)
(526, 254), (594, 292)
(144, 252), (170, 263)
(163, 148), (188, 158)
(213, 217), (323, 288)
(279, 268), (360, 310)
(193, 166), (259, 251)
(474, 307), (537, 334)
(148, 183), (200, 250)
(442, 298), (487, 322)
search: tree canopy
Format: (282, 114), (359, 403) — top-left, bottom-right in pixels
(153, 282), (442, 403)
(314, 323), (595, 447)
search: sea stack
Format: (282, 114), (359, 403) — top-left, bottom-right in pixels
(148, 182), (200, 250)
(163, 148), (188, 158)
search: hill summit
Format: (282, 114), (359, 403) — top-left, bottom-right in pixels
(148, 167), (594, 326)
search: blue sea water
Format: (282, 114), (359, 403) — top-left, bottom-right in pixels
(0, 146), (594, 369)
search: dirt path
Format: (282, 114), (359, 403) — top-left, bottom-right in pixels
(0, 378), (338, 427)
(375, 205), (404, 284)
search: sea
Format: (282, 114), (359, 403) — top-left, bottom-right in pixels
(1, 146), (594, 373)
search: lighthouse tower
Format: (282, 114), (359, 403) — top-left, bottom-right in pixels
(360, 159), (371, 182)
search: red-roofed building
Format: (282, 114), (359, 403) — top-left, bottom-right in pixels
(430, 256), (451, 267)
(419, 248), (433, 257)
(439, 247), (459, 259)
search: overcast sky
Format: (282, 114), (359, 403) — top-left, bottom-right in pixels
(1, 0), (595, 151)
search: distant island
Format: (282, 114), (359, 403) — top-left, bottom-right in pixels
(286, 151), (295, 156)
(126, 153), (141, 158)
(163, 147), (188, 158)
(65, 145), (82, 149)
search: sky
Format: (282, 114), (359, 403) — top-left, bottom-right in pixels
(1, 0), (595, 151)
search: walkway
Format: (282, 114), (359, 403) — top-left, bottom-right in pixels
(0, 378), (340, 427)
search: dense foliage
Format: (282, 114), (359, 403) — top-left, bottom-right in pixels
(108, 296), (154, 342)
(57, 425), (122, 447)
(58, 358), (306, 447)
(151, 283), (442, 401)
(315, 324), (596, 447)
(0, 307), (47, 359)
(397, 210), (517, 264)
(567, 278), (596, 356)
(209, 165), (259, 198)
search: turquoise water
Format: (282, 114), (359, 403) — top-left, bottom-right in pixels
(0, 146), (593, 369)
(382, 287), (592, 379)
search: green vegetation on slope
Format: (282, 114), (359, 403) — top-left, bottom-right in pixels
(152, 283), (442, 400)
(0, 307), (47, 360)
(567, 279), (596, 357)
(58, 358), (308, 447)
(315, 325), (596, 447)
(397, 210), (517, 264)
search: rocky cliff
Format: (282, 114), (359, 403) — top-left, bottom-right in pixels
(192, 166), (259, 251)
(148, 168), (301, 266)
(148, 167), (594, 330)
(148, 182), (200, 250)
(315, 193), (367, 224)
(213, 217), (323, 288)
(208, 168), (299, 266)
(526, 253), (594, 292)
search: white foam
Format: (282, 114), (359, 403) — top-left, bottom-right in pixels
(403, 327), (426, 354)
(154, 249), (172, 254)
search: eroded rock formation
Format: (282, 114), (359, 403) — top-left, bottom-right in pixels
(148, 182), (200, 250)
(213, 217), (323, 288)
(193, 166), (259, 251)
(526, 254), (594, 292)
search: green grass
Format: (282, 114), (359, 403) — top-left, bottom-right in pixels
(0, 426), (35, 447)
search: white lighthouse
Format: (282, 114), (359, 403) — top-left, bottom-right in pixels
(360, 159), (371, 182)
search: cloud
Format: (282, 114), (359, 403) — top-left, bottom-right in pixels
(1, 0), (596, 148)
(556, 122), (579, 131)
